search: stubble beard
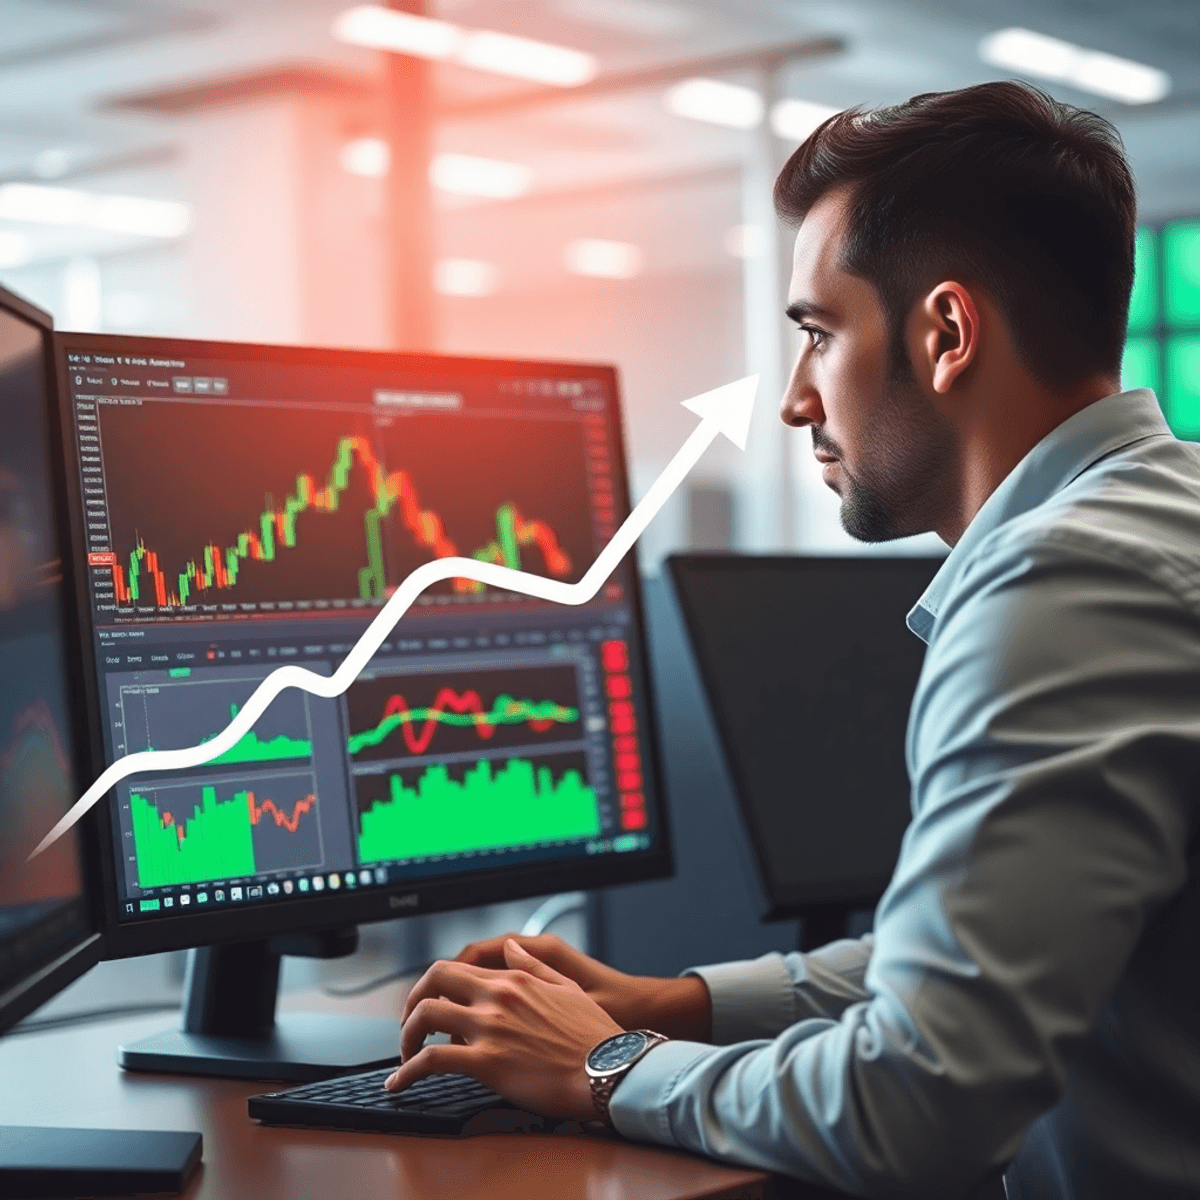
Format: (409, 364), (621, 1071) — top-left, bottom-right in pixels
(816, 374), (954, 544)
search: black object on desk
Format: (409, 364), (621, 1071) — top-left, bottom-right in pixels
(249, 1068), (527, 1135)
(0, 1128), (202, 1200)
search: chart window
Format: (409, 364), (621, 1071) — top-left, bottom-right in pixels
(58, 339), (660, 923)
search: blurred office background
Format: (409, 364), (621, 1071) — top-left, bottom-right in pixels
(3, 0), (1197, 1012)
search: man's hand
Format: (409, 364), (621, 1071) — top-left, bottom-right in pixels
(456, 932), (712, 1041)
(384, 939), (622, 1120)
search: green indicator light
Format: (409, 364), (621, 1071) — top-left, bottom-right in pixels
(1128, 227), (1159, 333)
(1164, 222), (1200, 327)
(168, 667), (192, 678)
(139, 898), (161, 912)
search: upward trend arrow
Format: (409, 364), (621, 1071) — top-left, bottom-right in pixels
(31, 374), (759, 859)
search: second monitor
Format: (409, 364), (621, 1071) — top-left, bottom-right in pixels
(53, 333), (670, 1076)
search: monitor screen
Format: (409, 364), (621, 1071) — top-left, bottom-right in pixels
(53, 334), (669, 955)
(0, 289), (95, 1031)
(667, 554), (939, 919)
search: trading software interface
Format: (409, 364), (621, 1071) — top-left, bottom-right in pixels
(58, 339), (658, 923)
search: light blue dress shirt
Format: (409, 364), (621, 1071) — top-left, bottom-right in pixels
(610, 390), (1200, 1200)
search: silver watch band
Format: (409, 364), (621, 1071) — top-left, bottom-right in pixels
(587, 1030), (669, 1128)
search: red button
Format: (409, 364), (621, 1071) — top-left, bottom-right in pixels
(602, 640), (629, 672)
(606, 674), (632, 699)
(617, 771), (642, 791)
(615, 752), (640, 772)
(621, 809), (647, 830)
(620, 792), (644, 810)
(613, 734), (637, 753)
(609, 700), (633, 719)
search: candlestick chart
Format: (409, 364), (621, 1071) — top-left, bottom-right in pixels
(92, 400), (596, 615)
(345, 663), (584, 763)
(355, 750), (599, 864)
(129, 771), (324, 887)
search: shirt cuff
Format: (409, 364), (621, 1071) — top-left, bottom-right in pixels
(608, 1039), (716, 1146)
(683, 953), (796, 1044)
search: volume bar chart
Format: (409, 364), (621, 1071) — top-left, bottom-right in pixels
(345, 663), (584, 763)
(356, 752), (600, 864)
(130, 772), (324, 888)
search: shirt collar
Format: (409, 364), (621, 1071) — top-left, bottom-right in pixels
(907, 389), (1172, 643)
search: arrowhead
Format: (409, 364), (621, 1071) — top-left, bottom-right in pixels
(680, 374), (759, 451)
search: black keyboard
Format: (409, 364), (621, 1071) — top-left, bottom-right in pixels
(248, 1068), (526, 1135)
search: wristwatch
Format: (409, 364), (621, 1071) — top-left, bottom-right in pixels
(585, 1029), (669, 1128)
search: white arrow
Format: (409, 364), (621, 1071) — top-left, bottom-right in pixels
(31, 374), (759, 858)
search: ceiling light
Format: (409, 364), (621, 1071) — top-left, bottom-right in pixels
(458, 30), (597, 86)
(0, 184), (189, 238)
(979, 27), (1170, 105)
(340, 137), (391, 178)
(770, 98), (840, 142)
(334, 6), (596, 87)
(332, 6), (461, 59)
(665, 78), (764, 130)
(563, 238), (643, 279)
(558, 0), (691, 36)
(434, 258), (500, 297)
(429, 153), (532, 200)
(62, 258), (102, 332)
(0, 231), (33, 269)
(723, 225), (767, 260)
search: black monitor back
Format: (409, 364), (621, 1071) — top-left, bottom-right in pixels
(667, 554), (940, 921)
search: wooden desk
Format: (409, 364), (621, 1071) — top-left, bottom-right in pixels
(0, 1007), (803, 1200)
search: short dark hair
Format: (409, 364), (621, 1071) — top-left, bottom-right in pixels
(774, 81), (1136, 391)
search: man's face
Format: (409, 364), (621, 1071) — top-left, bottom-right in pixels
(780, 188), (954, 542)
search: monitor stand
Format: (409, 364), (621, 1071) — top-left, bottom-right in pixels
(118, 927), (402, 1081)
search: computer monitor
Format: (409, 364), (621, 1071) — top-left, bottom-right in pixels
(667, 553), (940, 945)
(51, 331), (670, 1077)
(0, 286), (99, 1033)
(0, 286), (205, 1198)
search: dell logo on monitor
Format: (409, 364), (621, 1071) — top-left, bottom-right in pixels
(389, 893), (419, 909)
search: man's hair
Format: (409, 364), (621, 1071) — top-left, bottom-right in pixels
(774, 81), (1136, 391)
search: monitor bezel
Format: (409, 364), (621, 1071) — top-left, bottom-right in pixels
(51, 331), (673, 960)
(667, 552), (940, 922)
(0, 285), (104, 1034)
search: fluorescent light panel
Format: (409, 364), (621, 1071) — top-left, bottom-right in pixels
(979, 27), (1170, 105)
(430, 153), (532, 199)
(334, 6), (597, 87)
(0, 184), (189, 238)
(563, 238), (643, 279)
(770, 98), (840, 142)
(665, 78), (763, 129)
(434, 258), (499, 297)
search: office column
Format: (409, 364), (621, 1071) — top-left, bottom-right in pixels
(383, 0), (436, 351)
(737, 62), (799, 551)
(177, 82), (391, 348)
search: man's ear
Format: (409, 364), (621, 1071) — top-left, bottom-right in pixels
(917, 282), (980, 395)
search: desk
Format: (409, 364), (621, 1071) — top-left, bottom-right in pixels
(0, 1001), (845, 1200)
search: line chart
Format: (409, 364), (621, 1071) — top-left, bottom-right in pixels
(31, 374), (758, 858)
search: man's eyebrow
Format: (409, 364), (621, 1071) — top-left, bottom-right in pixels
(785, 300), (834, 323)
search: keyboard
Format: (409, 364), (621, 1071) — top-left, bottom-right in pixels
(248, 1068), (527, 1136)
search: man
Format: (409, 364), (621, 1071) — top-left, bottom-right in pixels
(384, 82), (1200, 1200)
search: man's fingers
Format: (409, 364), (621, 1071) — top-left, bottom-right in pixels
(384, 1042), (479, 1093)
(401, 959), (492, 1023)
(400, 996), (476, 1063)
(503, 938), (574, 987)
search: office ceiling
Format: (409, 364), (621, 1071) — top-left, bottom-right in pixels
(1, 0), (1197, 279)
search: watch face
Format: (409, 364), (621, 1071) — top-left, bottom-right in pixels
(588, 1031), (649, 1073)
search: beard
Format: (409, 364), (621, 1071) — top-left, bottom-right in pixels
(812, 374), (954, 544)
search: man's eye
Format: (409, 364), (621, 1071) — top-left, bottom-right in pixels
(798, 324), (828, 349)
